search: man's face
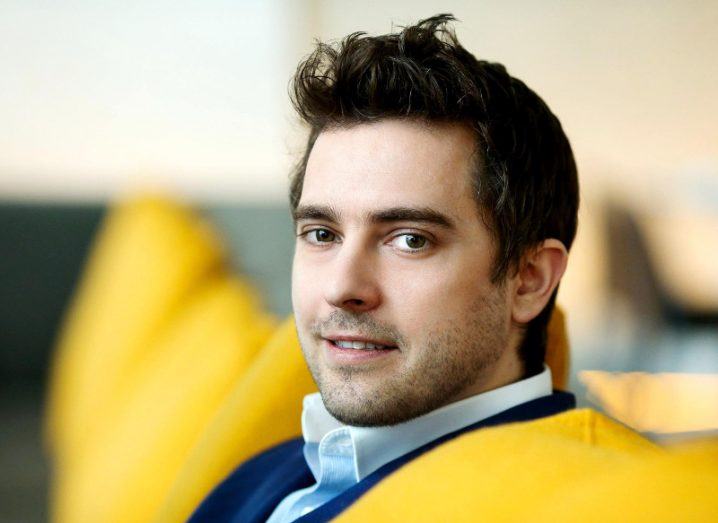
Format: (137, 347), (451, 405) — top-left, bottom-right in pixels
(292, 119), (517, 426)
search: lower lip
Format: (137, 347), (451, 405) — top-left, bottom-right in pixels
(323, 339), (399, 365)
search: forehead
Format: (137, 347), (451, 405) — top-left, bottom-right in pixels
(301, 119), (481, 221)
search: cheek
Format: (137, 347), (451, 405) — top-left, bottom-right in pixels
(291, 256), (309, 320)
(386, 257), (492, 326)
(291, 253), (323, 322)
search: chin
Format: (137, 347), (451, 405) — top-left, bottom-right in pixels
(323, 399), (408, 427)
(318, 377), (441, 427)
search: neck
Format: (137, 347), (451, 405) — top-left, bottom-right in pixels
(446, 342), (524, 405)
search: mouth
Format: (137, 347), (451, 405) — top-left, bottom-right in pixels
(327, 339), (397, 351)
(322, 337), (399, 364)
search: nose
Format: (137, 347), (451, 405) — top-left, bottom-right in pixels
(323, 239), (382, 313)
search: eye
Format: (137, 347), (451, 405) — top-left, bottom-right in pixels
(392, 233), (429, 252)
(302, 228), (337, 244)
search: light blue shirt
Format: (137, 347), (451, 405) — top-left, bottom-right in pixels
(266, 367), (553, 522)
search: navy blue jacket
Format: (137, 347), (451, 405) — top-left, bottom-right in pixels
(189, 391), (575, 523)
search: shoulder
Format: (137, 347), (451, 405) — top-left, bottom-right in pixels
(188, 437), (306, 522)
(210, 436), (305, 492)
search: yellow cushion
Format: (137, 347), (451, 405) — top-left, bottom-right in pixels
(46, 196), (281, 523)
(337, 410), (616, 522)
(47, 197), (228, 459)
(337, 410), (717, 522)
(156, 317), (317, 523)
(535, 438), (718, 522)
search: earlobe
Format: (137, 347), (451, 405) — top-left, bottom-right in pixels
(512, 239), (568, 324)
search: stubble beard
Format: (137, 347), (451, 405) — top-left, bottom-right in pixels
(298, 289), (509, 427)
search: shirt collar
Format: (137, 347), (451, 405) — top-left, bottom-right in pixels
(301, 366), (553, 481)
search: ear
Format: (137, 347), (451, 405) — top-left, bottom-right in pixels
(511, 239), (568, 324)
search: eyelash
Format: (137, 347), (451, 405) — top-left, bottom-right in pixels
(298, 228), (432, 254)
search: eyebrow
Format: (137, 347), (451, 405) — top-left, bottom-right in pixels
(292, 204), (456, 229)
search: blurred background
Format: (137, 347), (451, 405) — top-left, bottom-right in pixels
(1, 1), (717, 521)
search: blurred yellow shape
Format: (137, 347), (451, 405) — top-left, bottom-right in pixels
(45, 196), (311, 523)
(46, 196), (229, 459)
(337, 409), (672, 522)
(156, 317), (317, 523)
(580, 371), (718, 433)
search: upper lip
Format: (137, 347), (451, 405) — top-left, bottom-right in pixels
(323, 334), (397, 347)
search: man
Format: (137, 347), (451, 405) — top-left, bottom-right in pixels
(191, 13), (584, 522)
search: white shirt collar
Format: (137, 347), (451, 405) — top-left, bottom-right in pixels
(301, 366), (553, 481)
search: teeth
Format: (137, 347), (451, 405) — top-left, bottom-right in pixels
(334, 340), (387, 350)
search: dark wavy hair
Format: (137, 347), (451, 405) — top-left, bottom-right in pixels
(288, 14), (579, 377)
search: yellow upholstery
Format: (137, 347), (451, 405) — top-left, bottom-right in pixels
(155, 317), (316, 523)
(338, 408), (657, 522)
(338, 410), (718, 522)
(47, 197), (230, 460)
(45, 195), (717, 523)
(534, 437), (718, 522)
(46, 197), (284, 523)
